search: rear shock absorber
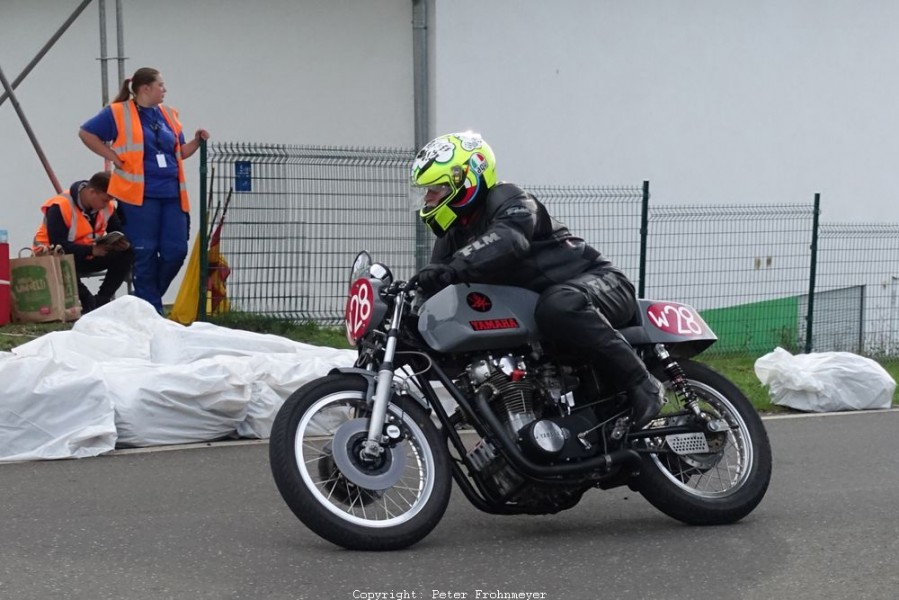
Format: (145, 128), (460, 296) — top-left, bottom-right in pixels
(652, 344), (703, 417)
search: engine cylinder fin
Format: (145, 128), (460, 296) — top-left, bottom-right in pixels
(483, 371), (536, 433)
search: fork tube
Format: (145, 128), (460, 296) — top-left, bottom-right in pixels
(364, 291), (407, 449)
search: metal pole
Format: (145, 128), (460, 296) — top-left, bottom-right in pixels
(412, 0), (428, 149)
(890, 276), (898, 354)
(115, 0), (126, 85)
(412, 0), (430, 271)
(638, 180), (650, 298)
(804, 193), (821, 353)
(98, 0), (109, 104)
(0, 0), (94, 108)
(198, 139), (209, 321)
(0, 65), (63, 194)
(858, 284), (866, 354)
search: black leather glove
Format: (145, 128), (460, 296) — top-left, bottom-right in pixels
(417, 263), (457, 296)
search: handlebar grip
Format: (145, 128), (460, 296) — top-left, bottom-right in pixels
(403, 275), (420, 294)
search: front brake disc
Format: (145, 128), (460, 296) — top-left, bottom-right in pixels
(330, 418), (407, 490)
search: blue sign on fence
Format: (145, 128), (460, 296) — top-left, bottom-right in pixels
(235, 161), (252, 192)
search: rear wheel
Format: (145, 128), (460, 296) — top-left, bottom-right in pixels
(269, 374), (452, 550)
(634, 359), (772, 525)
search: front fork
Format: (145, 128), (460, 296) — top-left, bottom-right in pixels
(361, 289), (408, 460)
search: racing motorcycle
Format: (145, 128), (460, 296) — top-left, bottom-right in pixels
(269, 252), (772, 550)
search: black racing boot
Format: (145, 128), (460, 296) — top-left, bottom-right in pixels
(94, 294), (113, 308)
(628, 374), (665, 429)
(78, 283), (97, 314)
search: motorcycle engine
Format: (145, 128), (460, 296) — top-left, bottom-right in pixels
(467, 355), (537, 434)
(461, 355), (603, 505)
(465, 355), (572, 462)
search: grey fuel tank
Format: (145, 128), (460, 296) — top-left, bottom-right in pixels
(417, 284), (541, 354)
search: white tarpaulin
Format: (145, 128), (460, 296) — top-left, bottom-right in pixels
(0, 296), (355, 462)
(754, 347), (896, 412)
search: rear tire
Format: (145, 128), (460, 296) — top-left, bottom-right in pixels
(269, 374), (452, 550)
(635, 360), (772, 525)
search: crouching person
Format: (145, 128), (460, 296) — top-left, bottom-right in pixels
(32, 171), (132, 313)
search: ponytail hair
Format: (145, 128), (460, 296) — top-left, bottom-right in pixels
(111, 78), (132, 103)
(110, 67), (160, 103)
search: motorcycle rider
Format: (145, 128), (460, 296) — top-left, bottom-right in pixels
(411, 131), (664, 429)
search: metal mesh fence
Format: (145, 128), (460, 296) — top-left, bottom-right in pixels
(645, 204), (814, 308)
(199, 142), (899, 357)
(526, 184), (645, 284)
(816, 224), (899, 355)
(644, 204), (815, 355)
(797, 286), (865, 353)
(206, 143), (416, 322)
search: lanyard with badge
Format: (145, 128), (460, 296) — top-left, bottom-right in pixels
(149, 109), (168, 168)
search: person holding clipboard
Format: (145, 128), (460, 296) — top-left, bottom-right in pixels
(32, 171), (132, 313)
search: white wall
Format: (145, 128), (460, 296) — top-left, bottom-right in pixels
(4, 0), (899, 304)
(0, 0), (414, 300)
(434, 0), (899, 223)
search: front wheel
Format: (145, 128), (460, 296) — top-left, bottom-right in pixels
(634, 359), (772, 525)
(269, 374), (452, 550)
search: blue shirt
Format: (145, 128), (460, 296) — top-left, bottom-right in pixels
(81, 104), (187, 199)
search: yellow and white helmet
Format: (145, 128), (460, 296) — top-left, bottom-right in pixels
(411, 131), (497, 236)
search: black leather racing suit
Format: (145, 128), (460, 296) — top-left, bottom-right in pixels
(429, 182), (651, 388)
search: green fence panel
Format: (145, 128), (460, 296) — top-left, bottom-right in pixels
(701, 296), (800, 355)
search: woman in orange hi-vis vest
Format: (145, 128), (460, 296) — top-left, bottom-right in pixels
(78, 67), (210, 315)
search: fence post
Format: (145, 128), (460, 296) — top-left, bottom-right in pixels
(804, 192), (820, 353)
(638, 180), (650, 298)
(858, 285), (866, 354)
(198, 139), (209, 321)
(415, 222), (430, 272)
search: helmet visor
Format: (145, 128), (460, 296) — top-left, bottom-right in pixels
(411, 183), (453, 213)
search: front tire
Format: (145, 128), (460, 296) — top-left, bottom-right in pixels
(269, 374), (452, 550)
(635, 359), (772, 525)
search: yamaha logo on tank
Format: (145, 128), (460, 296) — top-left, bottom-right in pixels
(466, 292), (492, 312)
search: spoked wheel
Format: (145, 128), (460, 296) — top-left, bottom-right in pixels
(634, 359), (772, 525)
(269, 374), (451, 550)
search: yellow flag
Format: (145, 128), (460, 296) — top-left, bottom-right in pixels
(169, 236), (202, 324)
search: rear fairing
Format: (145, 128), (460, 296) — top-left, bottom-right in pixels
(619, 299), (717, 357)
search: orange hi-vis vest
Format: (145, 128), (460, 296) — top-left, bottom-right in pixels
(108, 100), (190, 212)
(33, 192), (116, 250)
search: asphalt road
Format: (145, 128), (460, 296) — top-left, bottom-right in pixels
(2, 410), (898, 600)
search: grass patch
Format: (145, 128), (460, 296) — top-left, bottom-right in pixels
(697, 354), (785, 414)
(0, 321), (75, 352)
(0, 313), (351, 353)
(205, 312), (351, 349)
(699, 353), (899, 412)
